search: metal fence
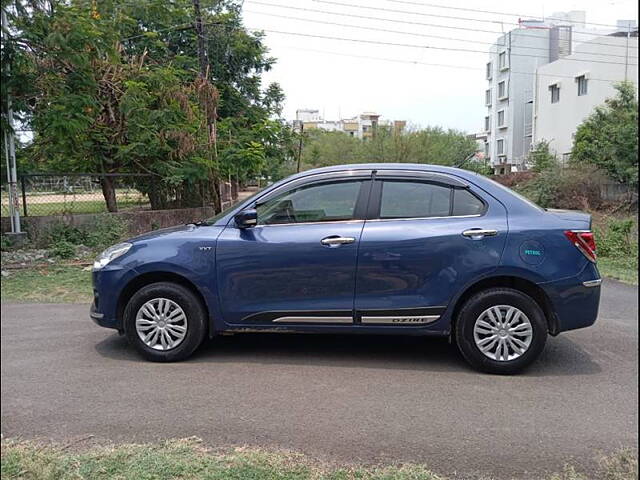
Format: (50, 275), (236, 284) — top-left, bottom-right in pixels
(1, 173), (152, 217)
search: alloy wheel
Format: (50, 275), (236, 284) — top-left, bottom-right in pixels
(472, 305), (533, 362)
(135, 298), (188, 351)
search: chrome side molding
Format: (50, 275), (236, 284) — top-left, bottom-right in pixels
(361, 315), (440, 325)
(272, 316), (353, 324)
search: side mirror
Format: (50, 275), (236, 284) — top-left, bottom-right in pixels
(234, 208), (257, 228)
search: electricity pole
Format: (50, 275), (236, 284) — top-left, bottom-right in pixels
(2, 7), (22, 238)
(296, 122), (304, 173)
(192, 0), (207, 79)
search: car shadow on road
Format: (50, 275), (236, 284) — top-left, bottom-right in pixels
(95, 331), (601, 377)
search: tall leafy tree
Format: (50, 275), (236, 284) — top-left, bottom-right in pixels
(571, 81), (638, 184)
(2, 0), (292, 211)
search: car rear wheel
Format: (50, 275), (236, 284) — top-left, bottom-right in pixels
(455, 288), (547, 374)
(124, 282), (206, 362)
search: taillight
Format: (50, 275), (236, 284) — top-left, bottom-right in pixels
(564, 230), (597, 263)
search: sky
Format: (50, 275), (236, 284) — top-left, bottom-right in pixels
(241, 0), (638, 133)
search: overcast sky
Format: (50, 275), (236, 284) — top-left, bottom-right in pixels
(241, 0), (638, 133)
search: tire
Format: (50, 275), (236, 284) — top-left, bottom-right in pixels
(123, 282), (207, 362)
(455, 288), (547, 374)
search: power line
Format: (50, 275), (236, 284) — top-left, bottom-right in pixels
(268, 44), (634, 84)
(384, 0), (635, 29)
(244, 1), (638, 50)
(240, 27), (638, 66)
(313, 0), (637, 40)
(244, 8), (637, 60)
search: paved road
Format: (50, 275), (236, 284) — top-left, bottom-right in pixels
(1, 279), (637, 479)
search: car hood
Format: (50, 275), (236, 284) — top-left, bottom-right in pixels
(128, 223), (223, 243)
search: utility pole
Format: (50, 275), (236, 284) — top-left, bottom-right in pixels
(2, 7), (23, 239)
(296, 122), (304, 173)
(624, 23), (630, 81)
(192, 0), (207, 79)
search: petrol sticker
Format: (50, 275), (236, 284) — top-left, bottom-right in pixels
(519, 241), (545, 265)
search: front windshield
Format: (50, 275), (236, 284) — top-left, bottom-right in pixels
(204, 189), (264, 224)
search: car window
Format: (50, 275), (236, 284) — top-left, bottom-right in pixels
(452, 189), (485, 216)
(380, 181), (451, 219)
(257, 180), (363, 225)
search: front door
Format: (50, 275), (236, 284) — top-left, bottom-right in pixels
(216, 174), (372, 326)
(354, 171), (508, 327)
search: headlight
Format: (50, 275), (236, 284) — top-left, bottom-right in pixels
(93, 243), (132, 270)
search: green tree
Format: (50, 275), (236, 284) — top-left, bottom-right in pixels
(2, 0), (291, 211)
(571, 81), (638, 184)
(528, 140), (558, 173)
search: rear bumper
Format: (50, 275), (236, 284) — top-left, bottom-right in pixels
(539, 263), (601, 333)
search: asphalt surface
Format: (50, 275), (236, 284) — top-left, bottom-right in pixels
(1, 279), (637, 479)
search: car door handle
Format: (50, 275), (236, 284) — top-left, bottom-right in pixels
(462, 228), (498, 239)
(321, 236), (356, 246)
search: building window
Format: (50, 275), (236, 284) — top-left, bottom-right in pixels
(498, 81), (507, 99)
(497, 110), (506, 128)
(549, 84), (560, 103)
(576, 75), (588, 96)
(498, 51), (508, 70)
(484, 115), (491, 132)
(485, 89), (492, 106)
(484, 141), (490, 157)
(486, 62), (492, 80)
(497, 139), (505, 155)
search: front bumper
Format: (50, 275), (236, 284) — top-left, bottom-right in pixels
(90, 265), (136, 331)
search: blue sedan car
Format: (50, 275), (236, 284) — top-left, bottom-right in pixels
(91, 164), (601, 373)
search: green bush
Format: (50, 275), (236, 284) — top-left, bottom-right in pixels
(40, 215), (129, 250)
(595, 218), (637, 258)
(51, 240), (76, 259)
(1, 234), (14, 251)
(83, 214), (130, 249)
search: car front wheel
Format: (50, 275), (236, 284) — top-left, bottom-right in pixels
(123, 282), (206, 362)
(455, 288), (547, 374)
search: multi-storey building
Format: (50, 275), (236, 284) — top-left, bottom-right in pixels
(484, 12), (635, 174)
(484, 21), (573, 174)
(533, 31), (639, 164)
(294, 111), (403, 139)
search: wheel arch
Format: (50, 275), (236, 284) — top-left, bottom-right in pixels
(117, 271), (211, 335)
(450, 275), (558, 336)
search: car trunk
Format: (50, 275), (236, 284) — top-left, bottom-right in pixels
(545, 209), (592, 230)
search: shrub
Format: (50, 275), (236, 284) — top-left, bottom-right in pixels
(51, 240), (76, 259)
(595, 217), (637, 258)
(83, 214), (130, 249)
(40, 215), (130, 250)
(1, 234), (14, 251)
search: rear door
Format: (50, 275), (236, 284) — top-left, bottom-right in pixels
(354, 170), (508, 326)
(216, 171), (372, 326)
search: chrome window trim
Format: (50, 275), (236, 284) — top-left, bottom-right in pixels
(256, 219), (365, 228)
(366, 214), (482, 223)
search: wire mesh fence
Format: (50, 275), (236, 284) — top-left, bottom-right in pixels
(1, 174), (153, 217)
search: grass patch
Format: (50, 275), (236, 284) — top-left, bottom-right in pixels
(1, 198), (147, 216)
(598, 256), (638, 285)
(0, 438), (636, 480)
(0, 266), (92, 303)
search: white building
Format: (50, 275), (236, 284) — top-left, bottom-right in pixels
(293, 110), (403, 139)
(483, 11), (636, 174)
(533, 32), (639, 164)
(485, 22), (573, 174)
(295, 109), (321, 123)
